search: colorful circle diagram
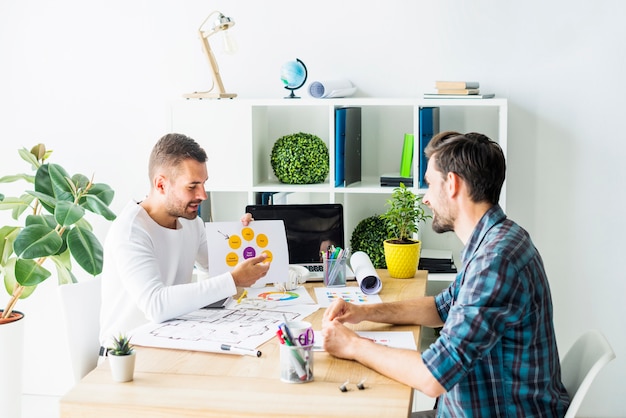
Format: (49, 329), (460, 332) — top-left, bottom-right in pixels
(257, 291), (299, 302)
(224, 227), (274, 267)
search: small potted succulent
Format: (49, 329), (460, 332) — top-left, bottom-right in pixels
(108, 333), (136, 382)
(380, 183), (430, 278)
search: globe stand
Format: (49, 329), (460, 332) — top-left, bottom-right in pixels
(282, 58), (307, 99)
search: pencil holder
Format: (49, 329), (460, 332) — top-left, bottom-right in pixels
(323, 258), (347, 287)
(280, 343), (314, 383)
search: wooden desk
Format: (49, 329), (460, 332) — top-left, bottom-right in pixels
(60, 270), (426, 418)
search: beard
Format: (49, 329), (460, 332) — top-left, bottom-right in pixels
(431, 209), (454, 234)
(165, 198), (201, 220)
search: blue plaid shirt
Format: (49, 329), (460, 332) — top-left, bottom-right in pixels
(421, 206), (570, 417)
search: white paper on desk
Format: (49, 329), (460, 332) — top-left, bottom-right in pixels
(312, 331), (417, 351)
(308, 79), (356, 98)
(130, 303), (320, 352)
(350, 251), (382, 295)
(314, 286), (382, 308)
(205, 220), (288, 287)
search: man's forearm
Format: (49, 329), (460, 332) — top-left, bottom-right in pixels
(362, 296), (444, 327)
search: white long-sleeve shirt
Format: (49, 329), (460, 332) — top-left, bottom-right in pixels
(99, 201), (236, 345)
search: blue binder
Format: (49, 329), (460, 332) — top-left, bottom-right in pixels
(418, 107), (440, 188)
(335, 108), (346, 187)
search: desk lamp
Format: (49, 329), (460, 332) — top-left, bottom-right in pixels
(183, 11), (237, 99)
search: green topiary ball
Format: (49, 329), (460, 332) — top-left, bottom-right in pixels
(270, 132), (329, 184)
(350, 214), (389, 269)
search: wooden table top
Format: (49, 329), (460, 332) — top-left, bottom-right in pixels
(60, 269), (427, 418)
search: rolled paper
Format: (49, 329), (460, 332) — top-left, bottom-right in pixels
(350, 251), (382, 295)
(308, 79), (356, 98)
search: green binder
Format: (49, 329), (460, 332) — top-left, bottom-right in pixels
(399, 133), (414, 178)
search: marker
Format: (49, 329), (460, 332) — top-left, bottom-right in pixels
(236, 289), (248, 304)
(220, 343), (262, 357)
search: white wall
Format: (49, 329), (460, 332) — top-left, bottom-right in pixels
(1, 1), (625, 416)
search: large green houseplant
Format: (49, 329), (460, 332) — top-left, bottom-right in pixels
(0, 144), (116, 320)
(380, 182), (430, 278)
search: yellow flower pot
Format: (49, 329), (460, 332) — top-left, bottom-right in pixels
(383, 239), (421, 279)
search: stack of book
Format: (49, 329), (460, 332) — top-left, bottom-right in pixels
(418, 249), (457, 274)
(424, 81), (494, 99)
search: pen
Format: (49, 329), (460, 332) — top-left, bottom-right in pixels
(236, 289), (248, 304)
(220, 343), (262, 357)
(277, 329), (308, 380)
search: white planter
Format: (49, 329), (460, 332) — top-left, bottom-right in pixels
(0, 310), (25, 418)
(108, 352), (136, 382)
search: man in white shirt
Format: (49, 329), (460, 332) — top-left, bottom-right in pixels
(99, 133), (269, 347)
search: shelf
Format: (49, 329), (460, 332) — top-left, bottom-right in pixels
(171, 97), (507, 254)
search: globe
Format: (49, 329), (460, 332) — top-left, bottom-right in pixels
(280, 58), (308, 98)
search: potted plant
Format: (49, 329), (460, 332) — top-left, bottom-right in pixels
(380, 183), (430, 278)
(270, 132), (329, 184)
(108, 333), (136, 382)
(0, 144), (116, 412)
(350, 214), (389, 269)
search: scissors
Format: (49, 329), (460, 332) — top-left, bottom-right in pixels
(297, 327), (314, 346)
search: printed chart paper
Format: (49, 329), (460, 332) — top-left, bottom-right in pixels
(205, 220), (289, 286)
(314, 286), (383, 308)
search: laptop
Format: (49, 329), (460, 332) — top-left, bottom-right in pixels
(245, 203), (355, 281)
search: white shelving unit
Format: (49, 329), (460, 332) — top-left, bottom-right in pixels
(170, 97), (507, 256)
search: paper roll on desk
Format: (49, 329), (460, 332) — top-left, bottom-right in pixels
(350, 251), (382, 295)
(309, 79), (356, 98)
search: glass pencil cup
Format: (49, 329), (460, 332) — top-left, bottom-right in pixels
(280, 343), (314, 383)
(323, 257), (347, 287)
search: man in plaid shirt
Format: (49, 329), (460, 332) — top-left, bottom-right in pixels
(322, 131), (570, 417)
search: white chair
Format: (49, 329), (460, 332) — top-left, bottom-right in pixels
(560, 329), (616, 418)
(58, 276), (102, 383)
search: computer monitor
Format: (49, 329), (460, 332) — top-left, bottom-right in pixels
(245, 203), (352, 280)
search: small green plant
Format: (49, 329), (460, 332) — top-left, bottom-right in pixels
(270, 132), (329, 184)
(350, 215), (389, 268)
(0, 144), (116, 319)
(109, 333), (134, 356)
(381, 183), (430, 244)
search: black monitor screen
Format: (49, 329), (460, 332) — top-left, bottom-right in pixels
(245, 204), (344, 264)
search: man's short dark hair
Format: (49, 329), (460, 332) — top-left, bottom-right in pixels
(148, 133), (207, 180)
(424, 130), (506, 205)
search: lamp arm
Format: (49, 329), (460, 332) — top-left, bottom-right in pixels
(198, 10), (220, 33)
(198, 30), (227, 95)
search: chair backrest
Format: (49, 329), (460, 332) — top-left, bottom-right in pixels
(560, 329), (616, 418)
(58, 276), (102, 384)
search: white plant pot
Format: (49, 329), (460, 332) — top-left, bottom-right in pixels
(108, 352), (136, 383)
(0, 310), (25, 418)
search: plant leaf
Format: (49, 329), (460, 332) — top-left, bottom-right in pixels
(0, 226), (20, 264)
(67, 226), (103, 275)
(84, 183), (115, 206)
(14, 257), (51, 287)
(71, 173), (90, 193)
(0, 173), (35, 184)
(19, 147), (41, 170)
(0, 196), (31, 218)
(30, 143), (47, 161)
(2, 257), (37, 298)
(82, 195), (117, 220)
(50, 254), (78, 285)
(47, 163), (74, 202)
(55, 200), (85, 226)
(14, 224), (63, 259)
